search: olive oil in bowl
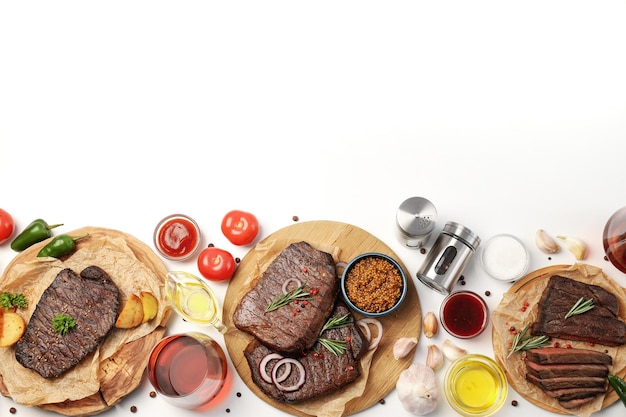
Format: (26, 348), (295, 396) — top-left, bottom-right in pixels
(444, 354), (507, 417)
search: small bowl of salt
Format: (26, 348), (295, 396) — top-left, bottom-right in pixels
(480, 234), (529, 282)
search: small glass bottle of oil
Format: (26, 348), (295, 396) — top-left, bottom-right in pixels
(165, 271), (227, 333)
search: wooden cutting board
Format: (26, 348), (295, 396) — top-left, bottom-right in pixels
(492, 264), (626, 414)
(0, 227), (171, 416)
(223, 220), (422, 417)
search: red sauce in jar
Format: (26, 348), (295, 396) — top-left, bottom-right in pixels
(155, 216), (200, 260)
(440, 291), (488, 338)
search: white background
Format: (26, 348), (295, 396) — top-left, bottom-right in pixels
(1, 1), (626, 416)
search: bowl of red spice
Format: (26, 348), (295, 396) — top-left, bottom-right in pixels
(341, 252), (408, 317)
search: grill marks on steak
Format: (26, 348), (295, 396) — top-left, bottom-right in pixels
(15, 266), (120, 378)
(531, 275), (626, 347)
(524, 348), (612, 409)
(233, 241), (339, 354)
(244, 303), (368, 403)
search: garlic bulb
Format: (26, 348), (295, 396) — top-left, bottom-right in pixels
(556, 235), (587, 260)
(426, 344), (443, 371)
(442, 339), (467, 362)
(396, 362), (439, 415)
(423, 312), (438, 338)
(535, 229), (560, 254)
(393, 337), (418, 360)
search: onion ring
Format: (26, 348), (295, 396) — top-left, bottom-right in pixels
(357, 318), (383, 350)
(335, 261), (348, 276)
(271, 358), (306, 392)
(259, 353), (284, 384)
(281, 278), (302, 294)
(356, 320), (372, 342)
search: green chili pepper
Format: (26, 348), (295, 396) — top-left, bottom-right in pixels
(36, 233), (89, 258)
(609, 374), (626, 407)
(10, 219), (64, 252)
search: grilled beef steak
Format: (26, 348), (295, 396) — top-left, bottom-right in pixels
(525, 347), (612, 365)
(15, 266), (120, 378)
(524, 347), (612, 409)
(244, 303), (368, 403)
(531, 275), (626, 346)
(233, 241), (339, 354)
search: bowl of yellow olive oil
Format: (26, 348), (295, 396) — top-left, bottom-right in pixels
(444, 354), (507, 417)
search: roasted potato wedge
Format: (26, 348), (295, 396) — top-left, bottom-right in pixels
(0, 311), (26, 347)
(140, 291), (158, 323)
(115, 294), (144, 328)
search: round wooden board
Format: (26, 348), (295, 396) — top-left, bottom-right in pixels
(223, 220), (421, 417)
(0, 227), (171, 416)
(492, 264), (625, 414)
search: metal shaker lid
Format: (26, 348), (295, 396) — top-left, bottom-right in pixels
(396, 197), (437, 237)
(442, 221), (480, 250)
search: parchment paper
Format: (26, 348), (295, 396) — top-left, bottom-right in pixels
(492, 263), (626, 417)
(0, 232), (169, 406)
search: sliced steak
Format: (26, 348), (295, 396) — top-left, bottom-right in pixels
(543, 386), (607, 401)
(531, 275), (626, 346)
(559, 396), (597, 409)
(525, 374), (607, 391)
(233, 241), (339, 354)
(525, 361), (609, 379)
(525, 348), (613, 365)
(15, 266), (120, 378)
(244, 303), (368, 403)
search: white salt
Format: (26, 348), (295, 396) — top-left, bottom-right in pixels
(481, 234), (529, 281)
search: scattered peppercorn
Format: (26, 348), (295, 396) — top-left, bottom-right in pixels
(149, 391), (156, 398)
(511, 400), (518, 406)
(420, 247), (426, 255)
(10, 407), (16, 414)
(235, 257), (241, 263)
(604, 255), (609, 261)
(460, 280), (466, 285)
(485, 290), (491, 296)
(236, 392), (242, 397)
(379, 399), (386, 405)
(208, 243), (215, 247)
(130, 406), (137, 413)
(226, 408), (231, 413)
(292, 215), (299, 222)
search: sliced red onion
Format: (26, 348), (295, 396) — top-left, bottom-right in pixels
(282, 277), (302, 294)
(271, 358), (306, 392)
(356, 320), (372, 342)
(335, 261), (348, 275)
(357, 318), (383, 350)
(259, 353), (284, 383)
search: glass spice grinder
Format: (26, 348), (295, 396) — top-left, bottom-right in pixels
(416, 221), (480, 295)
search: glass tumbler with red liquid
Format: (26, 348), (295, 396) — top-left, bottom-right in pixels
(440, 291), (489, 339)
(147, 332), (228, 409)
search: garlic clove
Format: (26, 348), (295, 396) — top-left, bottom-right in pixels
(535, 229), (560, 254)
(426, 344), (443, 371)
(442, 339), (467, 362)
(423, 311), (438, 338)
(556, 235), (587, 260)
(393, 337), (418, 360)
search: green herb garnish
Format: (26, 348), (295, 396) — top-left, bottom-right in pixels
(508, 323), (551, 358)
(564, 297), (594, 319)
(320, 314), (351, 333)
(265, 282), (311, 312)
(52, 313), (76, 335)
(318, 338), (348, 356)
(0, 292), (28, 310)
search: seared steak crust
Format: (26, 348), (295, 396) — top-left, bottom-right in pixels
(233, 241), (339, 354)
(244, 303), (368, 403)
(525, 347), (611, 409)
(15, 266), (120, 378)
(531, 275), (626, 346)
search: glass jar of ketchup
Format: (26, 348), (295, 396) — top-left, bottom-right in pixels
(154, 214), (201, 261)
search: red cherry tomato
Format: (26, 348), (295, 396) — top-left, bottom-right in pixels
(197, 246), (236, 282)
(221, 210), (259, 246)
(0, 208), (15, 245)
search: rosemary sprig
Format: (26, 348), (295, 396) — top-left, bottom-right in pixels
(320, 314), (351, 333)
(564, 297), (594, 319)
(507, 323), (550, 358)
(318, 338), (348, 356)
(265, 282), (311, 312)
